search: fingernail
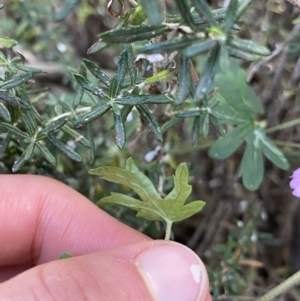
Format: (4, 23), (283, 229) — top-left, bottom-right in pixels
(134, 242), (205, 301)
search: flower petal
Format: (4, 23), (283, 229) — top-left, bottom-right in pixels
(292, 186), (300, 197)
(290, 177), (300, 189)
(292, 168), (300, 179)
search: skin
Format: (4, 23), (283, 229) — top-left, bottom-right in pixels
(0, 175), (211, 301)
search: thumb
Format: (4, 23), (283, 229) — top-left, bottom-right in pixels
(0, 240), (211, 301)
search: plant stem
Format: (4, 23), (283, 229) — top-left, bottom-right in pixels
(128, 0), (138, 7)
(165, 221), (173, 240)
(265, 118), (300, 134)
(255, 270), (300, 301)
(51, 107), (91, 120)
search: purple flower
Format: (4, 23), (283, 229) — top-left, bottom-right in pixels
(290, 168), (300, 197)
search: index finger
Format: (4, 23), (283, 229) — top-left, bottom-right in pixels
(0, 175), (149, 266)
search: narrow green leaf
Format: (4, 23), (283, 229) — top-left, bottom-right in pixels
(0, 73), (32, 91)
(193, 8), (226, 24)
(176, 109), (200, 118)
(0, 133), (11, 157)
(227, 45), (261, 61)
(48, 134), (82, 162)
(175, 57), (191, 106)
(112, 108), (126, 149)
(74, 84), (84, 109)
(36, 143), (56, 165)
(120, 105), (134, 123)
(200, 112), (210, 138)
(239, 133), (264, 191)
(229, 36), (271, 56)
(191, 0), (218, 27)
(0, 103), (11, 122)
(256, 128), (289, 170)
(74, 74), (106, 98)
(223, 0), (238, 34)
(37, 115), (69, 139)
(54, 0), (80, 21)
(109, 76), (119, 99)
(194, 45), (220, 103)
(192, 115), (200, 147)
(123, 44), (137, 85)
(98, 24), (169, 43)
(74, 102), (111, 127)
(174, 0), (195, 27)
(139, 37), (197, 54)
(61, 125), (90, 148)
(1, 123), (29, 139)
(73, 63), (86, 109)
(0, 91), (29, 109)
(83, 59), (111, 87)
(161, 117), (182, 133)
(16, 64), (45, 74)
(219, 45), (230, 73)
(21, 112), (38, 137)
(139, 0), (162, 25)
(136, 104), (163, 141)
(12, 143), (35, 172)
(210, 114), (225, 136)
(236, 0), (252, 21)
(116, 94), (172, 105)
(87, 41), (108, 55)
(182, 40), (216, 57)
(208, 123), (253, 159)
(116, 50), (128, 94)
(85, 123), (95, 163)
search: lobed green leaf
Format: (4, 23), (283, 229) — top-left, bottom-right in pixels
(208, 123), (254, 159)
(91, 158), (206, 223)
(238, 133), (264, 191)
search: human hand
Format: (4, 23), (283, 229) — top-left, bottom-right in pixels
(0, 175), (211, 301)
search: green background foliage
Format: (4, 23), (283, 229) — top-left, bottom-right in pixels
(0, 0), (300, 299)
